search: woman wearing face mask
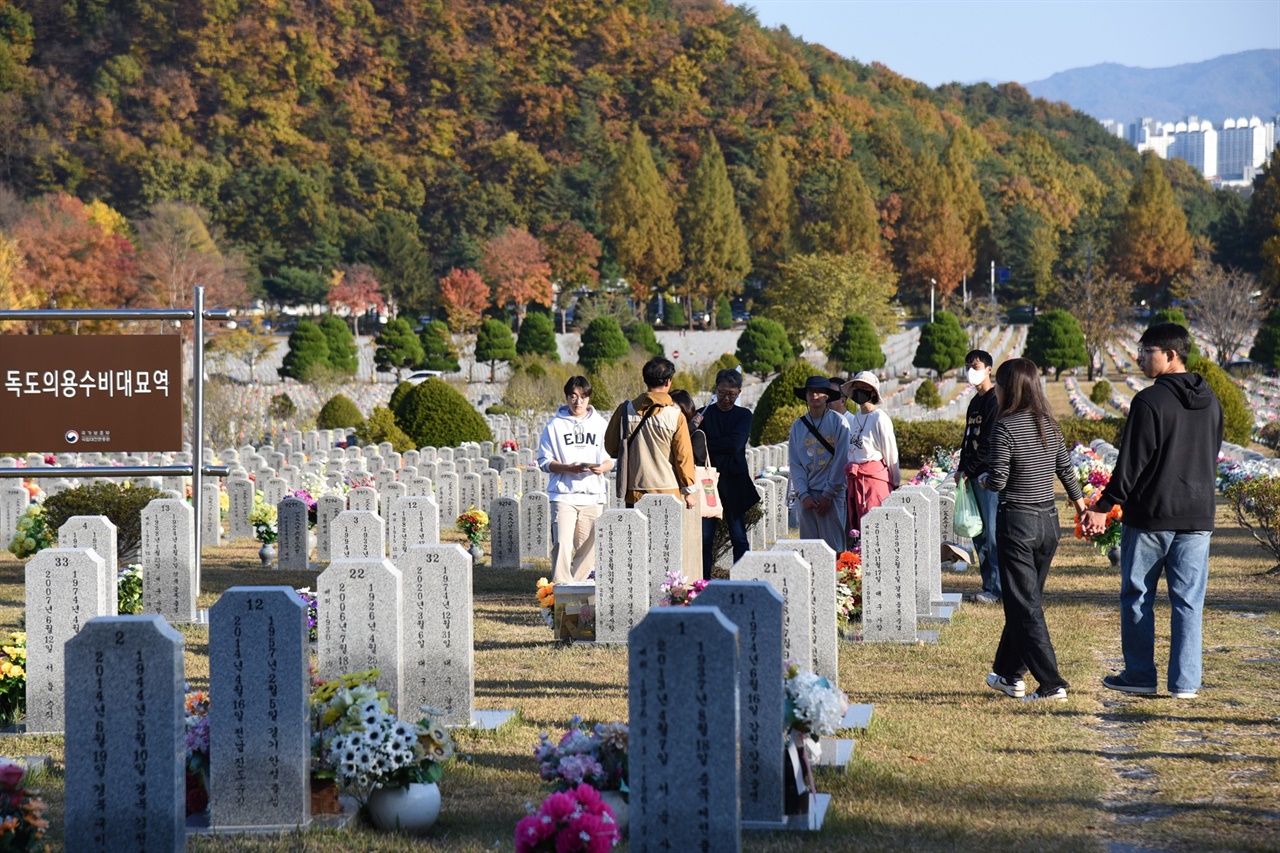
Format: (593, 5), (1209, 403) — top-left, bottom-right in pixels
(840, 371), (901, 534)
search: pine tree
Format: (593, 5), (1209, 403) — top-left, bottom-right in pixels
(475, 318), (516, 381)
(1025, 309), (1089, 378)
(623, 320), (663, 357)
(1249, 306), (1280, 370)
(913, 311), (969, 377)
(1247, 147), (1280, 292)
(419, 320), (460, 373)
(677, 134), (751, 327)
(515, 311), (559, 360)
(829, 314), (886, 373)
(1109, 152), (1193, 305)
(714, 295), (733, 329)
(578, 317), (630, 372)
(373, 317), (425, 381)
(896, 148), (973, 301)
(277, 319), (330, 382)
(320, 314), (358, 375)
(602, 125), (682, 306)
(748, 136), (797, 280)
(823, 160), (882, 258)
(736, 317), (793, 380)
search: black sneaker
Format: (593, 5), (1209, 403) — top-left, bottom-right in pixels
(985, 673), (1025, 698)
(1023, 686), (1067, 702)
(974, 592), (1000, 605)
(1102, 674), (1157, 695)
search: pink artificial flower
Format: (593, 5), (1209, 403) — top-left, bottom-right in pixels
(573, 783), (603, 811)
(541, 790), (580, 823)
(515, 814), (556, 852)
(0, 760), (24, 788)
(566, 811), (619, 853)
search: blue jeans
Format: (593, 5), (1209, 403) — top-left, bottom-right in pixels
(1118, 526), (1212, 693)
(970, 478), (1001, 597)
(703, 511), (748, 581)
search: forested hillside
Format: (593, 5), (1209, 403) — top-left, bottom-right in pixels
(0, 0), (1264, 323)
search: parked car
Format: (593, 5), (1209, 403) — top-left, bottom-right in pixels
(405, 369), (444, 384)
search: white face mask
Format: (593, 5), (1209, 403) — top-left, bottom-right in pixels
(967, 368), (987, 386)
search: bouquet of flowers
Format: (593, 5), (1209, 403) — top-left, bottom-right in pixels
(184, 689), (211, 815)
(249, 498), (278, 545)
(1070, 444), (1124, 552)
(515, 785), (619, 853)
(534, 718), (629, 793)
(836, 550), (863, 628)
(783, 662), (848, 738)
(7, 504), (51, 560)
(0, 758), (48, 852)
(117, 565), (143, 615)
(908, 447), (959, 488)
(657, 570), (707, 607)
(295, 588), (318, 641)
(536, 578), (555, 627)
(457, 507), (489, 547)
(0, 633), (26, 727)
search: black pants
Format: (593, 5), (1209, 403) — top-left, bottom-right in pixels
(992, 500), (1068, 692)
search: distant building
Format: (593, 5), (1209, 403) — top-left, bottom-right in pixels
(1109, 114), (1277, 185)
(1168, 118), (1218, 178)
(1218, 117), (1272, 180)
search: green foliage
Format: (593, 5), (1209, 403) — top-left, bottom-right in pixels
(1147, 309), (1200, 367)
(767, 252), (899, 353)
(750, 360), (823, 446)
(677, 134), (751, 319)
(710, 352), (740, 373)
(1225, 476), (1280, 567)
(1090, 380), (1112, 406)
(1249, 306), (1280, 370)
(419, 320), (461, 373)
(736, 317), (793, 380)
(352, 406), (415, 453)
(586, 374), (614, 411)
(603, 126), (681, 298)
(1193, 359), (1252, 446)
(388, 381), (414, 417)
(670, 371), (700, 394)
(43, 482), (166, 563)
(1025, 309), (1088, 376)
(516, 311), (559, 360)
(830, 314), (886, 372)
(663, 295), (686, 329)
(267, 393), (296, 420)
(266, 267), (329, 306)
(485, 404), (517, 416)
(397, 379), (493, 448)
(913, 311), (969, 376)
(914, 380), (942, 409)
(759, 402), (806, 446)
(893, 420), (964, 467)
(319, 314), (358, 375)
(623, 321), (663, 357)
(475, 318), (517, 381)
(117, 565), (143, 615)
(578, 317), (630, 373)
(715, 296), (733, 330)
(373, 318), (425, 379)
(277, 319), (329, 382)
(1057, 417), (1126, 449)
(316, 394), (364, 430)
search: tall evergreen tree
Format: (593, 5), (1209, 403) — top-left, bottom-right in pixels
(278, 319), (330, 382)
(419, 320), (461, 373)
(747, 136), (797, 279)
(1247, 147), (1280, 293)
(1109, 152), (1193, 305)
(359, 210), (434, 318)
(822, 160), (882, 258)
(913, 311), (970, 377)
(602, 125), (682, 306)
(896, 148), (972, 301)
(319, 314), (359, 375)
(475, 318), (517, 381)
(677, 134), (751, 328)
(829, 314), (886, 373)
(1249, 306), (1280, 370)
(373, 317), (425, 381)
(1025, 309), (1089, 378)
(515, 311), (559, 360)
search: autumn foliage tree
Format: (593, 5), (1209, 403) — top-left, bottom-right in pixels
(437, 268), (488, 335)
(676, 134), (751, 327)
(895, 149), (973, 301)
(327, 265), (387, 335)
(480, 226), (552, 328)
(602, 125), (681, 306)
(1110, 152), (1193, 305)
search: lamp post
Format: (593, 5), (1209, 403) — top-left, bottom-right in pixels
(930, 279), (936, 323)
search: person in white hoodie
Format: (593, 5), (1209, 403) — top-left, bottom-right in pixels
(538, 376), (614, 582)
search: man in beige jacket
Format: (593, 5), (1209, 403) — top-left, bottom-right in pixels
(604, 356), (697, 509)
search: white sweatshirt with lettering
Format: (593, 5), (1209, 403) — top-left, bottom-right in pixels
(537, 405), (610, 505)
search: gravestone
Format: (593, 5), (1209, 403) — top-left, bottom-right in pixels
(348, 486), (378, 513)
(0, 484), (29, 548)
(519, 491), (552, 561)
(400, 465), (418, 481)
(487, 454), (505, 472)
(421, 447), (439, 463)
(460, 472), (481, 514)
(860, 506), (919, 643)
(490, 496), (521, 569)
(480, 440), (494, 457)
(64, 616), (185, 852)
(749, 482), (769, 549)
(767, 476), (790, 536)
(593, 509), (650, 644)
(209, 587), (310, 830)
(636, 494), (684, 606)
(201, 483), (222, 547)
(280, 465), (301, 490)
(140, 499), (196, 623)
(521, 467), (541, 498)
(730, 551), (813, 667)
(58, 516), (118, 615)
(264, 477), (288, 508)
(388, 495), (440, 561)
(396, 545), (474, 727)
(896, 486), (946, 615)
(403, 449), (420, 468)
(227, 477), (255, 540)
(24, 548), (110, 732)
(437, 461), (455, 477)
(386, 451), (402, 470)
(500, 467), (522, 499)
(314, 494), (346, 562)
(697, 581), (785, 828)
(771, 540), (839, 684)
(330, 510), (386, 560)
(276, 497), (310, 570)
(318, 558), (404, 712)
(378, 441), (394, 457)
(375, 468), (397, 492)
(938, 493), (956, 547)
(883, 489), (946, 619)
(629, 607), (741, 851)
(406, 476), (432, 496)
(436, 472), (459, 527)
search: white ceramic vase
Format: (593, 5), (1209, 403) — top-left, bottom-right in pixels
(366, 782), (441, 835)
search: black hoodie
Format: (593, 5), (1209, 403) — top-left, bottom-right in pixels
(1093, 372), (1223, 531)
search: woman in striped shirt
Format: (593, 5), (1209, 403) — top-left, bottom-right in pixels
(979, 358), (1088, 702)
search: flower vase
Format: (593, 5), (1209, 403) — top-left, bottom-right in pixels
(185, 770), (209, 817)
(366, 782), (441, 835)
(258, 542), (276, 568)
(783, 731), (813, 816)
(468, 542), (484, 562)
(1107, 546), (1121, 568)
(310, 776), (341, 815)
(599, 790), (629, 835)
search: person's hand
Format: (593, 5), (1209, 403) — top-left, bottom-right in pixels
(685, 492), (698, 510)
(801, 496), (820, 511)
(1072, 497), (1088, 516)
(586, 463), (606, 475)
(1080, 508), (1107, 536)
(815, 496), (832, 515)
(690, 412), (704, 429)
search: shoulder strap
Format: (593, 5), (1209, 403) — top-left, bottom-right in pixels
(800, 414), (837, 456)
(627, 405), (658, 449)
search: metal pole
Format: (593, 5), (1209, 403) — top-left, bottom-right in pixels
(193, 285), (205, 595)
(991, 261), (996, 304)
(0, 466), (230, 479)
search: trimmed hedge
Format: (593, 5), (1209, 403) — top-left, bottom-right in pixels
(1089, 380), (1112, 406)
(914, 380), (942, 409)
(352, 406), (415, 453)
(45, 482), (166, 563)
(316, 394), (364, 430)
(894, 419), (964, 467)
(758, 402), (806, 446)
(396, 378), (493, 447)
(1058, 417), (1126, 448)
(750, 361), (822, 446)
(1194, 360), (1252, 446)
(388, 381), (414, 416)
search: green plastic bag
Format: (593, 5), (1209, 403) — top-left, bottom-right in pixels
(953, 476), (984, 538)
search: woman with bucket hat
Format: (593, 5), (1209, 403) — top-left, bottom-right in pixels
(840, 371), (901, 534)
(787, 375), (853, 553)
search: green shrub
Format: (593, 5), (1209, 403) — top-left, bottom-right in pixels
(118, 565), (143, 614)
(670, 371), (701, 394)
(277, 319), (329, 381)
(486, 404), (517, 415)
(1056, 417), (1126, 448)
(316, 394), (365, 430)
(43, 482), (167, 563)
(373, 317), (425, 379)
(1194, 359), (1252, 445)
(758, 402), (806, 446)
(913, 311), (968, 376)
(1225, 476), (1280, 569)
(1090, 380), (1112, 406)
(267, 393), (296, 420)
(1025, 309), (1088, 377)
(353, 406), (416, 453)
(623, 321), (663, 357)
(420, 320), (461, 373)
(737, 317), (793, 380)
(750, 361), (820, 446)
(579, 317), (630, 373)
(663, 295), (686, 328)
(587, 373), (614, 411)
(710, 352), (739, 373)
(388, 381), (414, 416)
(516, 312), (559, 360)
(914, 379), (942, 409)
(830, 313), (885, 373)
(714, 295), (733, 330)
(476, 318), (517, 381)
(397, 379), (493, 447)
(893, 419), (964, 467)
(319, 314), (359, 375)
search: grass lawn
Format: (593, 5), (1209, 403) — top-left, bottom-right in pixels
(0, 495), (1277, 852)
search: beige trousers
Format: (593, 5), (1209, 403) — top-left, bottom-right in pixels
(550, 501), (604, 583)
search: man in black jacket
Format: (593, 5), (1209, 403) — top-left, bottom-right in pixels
(1082, 323), (1223, 700)
(959, 349), (1002, 603)
(691, 368), (759, 579)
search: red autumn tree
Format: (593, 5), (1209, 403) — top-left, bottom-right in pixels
(479, 226), (552, 328)
(327, 264), (387, 334)
(437, 268), (489, 335)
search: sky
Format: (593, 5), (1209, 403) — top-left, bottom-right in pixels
(739, 0), (1280, 87)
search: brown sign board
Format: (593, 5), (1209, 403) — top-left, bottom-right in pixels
(0, 335), (183, 452)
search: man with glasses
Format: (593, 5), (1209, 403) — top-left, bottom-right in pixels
(690, 368), (758, 578)
(1081, 323), (1223, 700)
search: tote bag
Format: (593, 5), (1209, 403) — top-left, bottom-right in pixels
(953, 476), (984, 538)
(695, 465), (723, 519)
